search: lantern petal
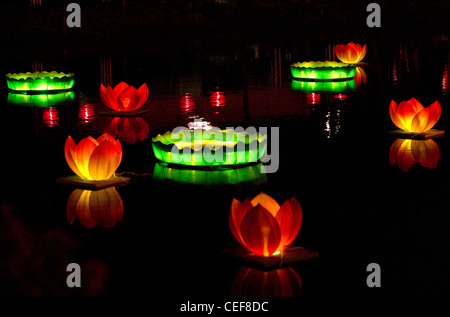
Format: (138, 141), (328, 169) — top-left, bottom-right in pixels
(97, 133), (116, 144)
(74, 136), (99, 179)
(88, 140), (121, 180)
(389, 100), (408, 131)
(240, 204), (282, 256)
(229, 198), (253, 247)
(407, 97), (424, 113)
(113, 82), (129, 96)
(411, 100), (441, 133)
(64, 136), (84, 179)
(137, 83), (149, 108)
(276, 197), (303, 251)
(359, 44), (367, 62)
(117, 86), (140, 111)
(395, 100), (422, 131)
(99, 84), (112, 108)
(105, 85), (119, 111)
(250, 192), (281, 217)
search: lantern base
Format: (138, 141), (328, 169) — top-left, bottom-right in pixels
(388, 129), (445, 140)
(56, 175), (130, 190)
(98, 109), (150, 117)
(224, 246), (319, 270)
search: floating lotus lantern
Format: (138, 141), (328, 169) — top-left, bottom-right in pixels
(230, 266), (303, 297)
(152, 162), (267, 186)
(6, 71), (75, 92)
(107, 117), (150, 144)
(229, 192), (303, 257)
(290, 61), (356, 81)
(291, 79), (356, 93)
(152, 127), (267, 167)
(334, 42), (367, 64)
(99, 82), (149, 112)
(64, 133), (123, 181)
(389, 138), (441, 172)
(66, 187), (124, 229)
(389, 98), (443, 138)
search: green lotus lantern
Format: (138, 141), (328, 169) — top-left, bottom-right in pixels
(152, 162), (267, 186)
(6, 71), (75, 92)
(290, 79), (356, 93)
(290, 61), (356, 81)
(152, 128), (267, 167)
(7, 90), (75, 107)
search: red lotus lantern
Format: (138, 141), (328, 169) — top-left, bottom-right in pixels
(389, 138), (441, 171)
(390, 98), (441, 133)
(64, 133), (122, 181)
(229, 193), (302, 257)
(335, 42), (367, 64)
(230, 266), (302, 297)
(107, 117), (150, 144)
(66, 187), (124, 229)
(100, 82), (149, 112)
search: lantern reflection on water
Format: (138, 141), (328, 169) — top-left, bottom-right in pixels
(389, 138), (441, 172)
(152, 162), (267, 186)
(78, 104), (95, 125)
(107, 117), (150, 144)
(291, 79), (356, 93)
(230, 266), (302, 297)
(42, 107), (60, 128)
(66, 187), (124, 229)
(7, 90), (75, 108)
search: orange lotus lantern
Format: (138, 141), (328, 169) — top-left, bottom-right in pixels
(100, 82), (149, 112)
(389, 138), (441, 171)
(335, 42), (367, 64)
(66, 187), (124, 229)
(64, 133), (122, 181)
(229, 192), (302, 257)
(389, 98), (441, 133)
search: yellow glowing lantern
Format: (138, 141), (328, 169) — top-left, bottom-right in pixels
(64, 133), (122, 181)
(229, 192), (302, 257)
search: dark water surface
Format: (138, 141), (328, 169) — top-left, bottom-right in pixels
(0, 16), (449, 300)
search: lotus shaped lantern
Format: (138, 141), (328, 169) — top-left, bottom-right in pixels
(334, 42), (367, 64)
(64, 133), (122, 181)
(229, 192), (302, 257)
(390, 98), (441, 133)
(6, 71), (75, 92)
(100, 82), (149, 112)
